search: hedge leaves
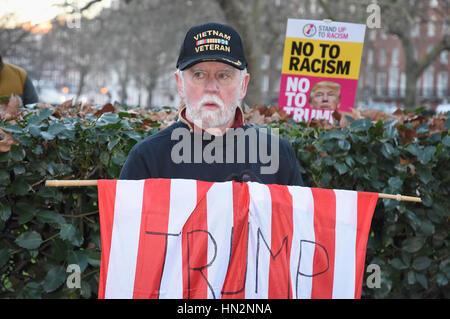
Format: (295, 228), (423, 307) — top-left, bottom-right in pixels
(0, 105), (448, 298)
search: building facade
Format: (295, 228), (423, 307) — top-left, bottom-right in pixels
(358, 5), (449, 110)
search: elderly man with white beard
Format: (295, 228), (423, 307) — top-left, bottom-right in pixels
(119, 22), (304, 186)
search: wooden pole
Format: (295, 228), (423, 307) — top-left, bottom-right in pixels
(378, 193), (422, 203)
(44, 180), (423, 203)
(45, 180), (98, 187)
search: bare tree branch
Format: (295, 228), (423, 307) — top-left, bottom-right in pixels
(56, 0), (104, 14)
(80, 0), (104, 12)
(317, 0), (337, 21)
(417, 37), (450, 76)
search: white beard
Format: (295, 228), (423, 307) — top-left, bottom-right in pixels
(184, 87), (242, 129)
(186, 94), (235, 128)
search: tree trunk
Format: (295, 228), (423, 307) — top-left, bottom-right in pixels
(146, 78), (155, 108)
(120, 79), (128, 105)
(75, 68), (87, 103)
(215, 0), (265, 106)
(245, 42), (264, 106)
(118, 60), (130, 105)
(404, 69), (420, 110)
(400, 30), (424, 110)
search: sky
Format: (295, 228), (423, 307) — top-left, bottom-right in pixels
(1, 0), (113, 26)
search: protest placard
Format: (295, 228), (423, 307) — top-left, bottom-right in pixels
(278, 19), (366, 123)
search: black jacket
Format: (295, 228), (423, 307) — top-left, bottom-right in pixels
(119, 121), (304, 186)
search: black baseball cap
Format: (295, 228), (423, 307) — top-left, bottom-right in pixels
(176, 22), (248, 71)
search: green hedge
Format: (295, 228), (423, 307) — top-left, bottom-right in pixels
(0, 105), (449, 298)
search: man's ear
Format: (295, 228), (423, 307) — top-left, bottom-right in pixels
(240, 73), (250, 100)
(174, 71), (184, 99)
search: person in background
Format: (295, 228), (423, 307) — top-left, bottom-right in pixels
(0, 54), (39, 105)
(309, 81), (341, 109)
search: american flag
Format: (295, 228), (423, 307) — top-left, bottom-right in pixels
(97, 179), (378, 299)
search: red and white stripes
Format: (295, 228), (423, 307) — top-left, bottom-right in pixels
(97, 179), (378, 299)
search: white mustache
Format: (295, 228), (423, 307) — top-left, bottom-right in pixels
(199, 94), (225, 111)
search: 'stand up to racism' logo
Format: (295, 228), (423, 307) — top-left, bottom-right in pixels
(303, 23), (317, 37)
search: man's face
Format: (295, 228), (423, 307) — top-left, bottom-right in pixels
(310, 86), (340, 109)
(175, 61), (249, 129)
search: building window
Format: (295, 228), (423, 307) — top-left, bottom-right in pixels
(365, 66), (374, 89)
(379, 49), (387, 66)
(391, 47), (399, 66)
(261, 54), (270, 70)
(440, 51), (448, 64)
(410, 19), (420, 37)
(389, 67), (399, 97)
(261, 75), (269, 93)
(437, 71), (448, 97)
(349, 4), (356, 14)
(367, 49), (374, 65)
(428, 21), (435, 37)
(310, 0), (317, 14)
(376, 72), (387, 96)
(400, 73), (406, 97)
(443, 21), (449, 35)
(422, 66), (434, 97)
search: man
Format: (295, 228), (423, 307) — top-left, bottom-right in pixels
(309, 81), (341, 109)
(0, 55), (39, 105)
(119, 22), (303, 186)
